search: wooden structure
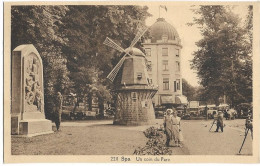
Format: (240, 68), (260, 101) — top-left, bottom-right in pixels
(103, 26), (158, 125)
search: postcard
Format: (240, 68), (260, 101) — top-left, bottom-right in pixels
(3, 1), (260, 163)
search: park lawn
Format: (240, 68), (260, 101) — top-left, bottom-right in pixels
(11, 125), (147, 155)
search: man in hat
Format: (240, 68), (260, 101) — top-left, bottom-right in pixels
(54, 92), (63, 131)
(215, 111), (224, 132)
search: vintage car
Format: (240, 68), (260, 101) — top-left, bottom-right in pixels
(207, 105), (218, 119)
(100, 107), (115, 119)
(225, 108), (237, 120)
(235, 103), (253, 118)
(62, 95), (98, 120)
(218, 104), (235, 120)
(154, 106), (167, 118)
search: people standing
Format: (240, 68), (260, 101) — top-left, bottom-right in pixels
(163, 109), (174, 147)
(54, 92), (63, 131)
(215, 111), (224, 132)
(205, 105), (208, 120)
(245, 113), (253, 139)
(172, 109), (183, 147)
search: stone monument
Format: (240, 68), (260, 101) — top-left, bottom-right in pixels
(11, 44), (53, 136)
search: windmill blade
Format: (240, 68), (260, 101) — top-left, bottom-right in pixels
(130, 24), (148, 47)
(103, 37), (125, 53)
(107, 54), (127, 82)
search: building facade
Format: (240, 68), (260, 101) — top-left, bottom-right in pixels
(143, 18), (187, 107)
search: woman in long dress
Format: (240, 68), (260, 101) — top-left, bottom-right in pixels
(171, 110), (184, 147)
(163, 109), (174, 147)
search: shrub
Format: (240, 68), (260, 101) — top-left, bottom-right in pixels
(133, 126), (172, 155)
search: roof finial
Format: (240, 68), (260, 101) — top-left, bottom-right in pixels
(159, 5), (167, 18)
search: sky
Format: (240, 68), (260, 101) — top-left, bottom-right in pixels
(145, 5), (248, 87)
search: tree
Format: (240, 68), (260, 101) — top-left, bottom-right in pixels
(11, 6), (71, 119)
(11, 5), (152, 118)
(61, 5), (151, 106)
(189, 6), (252, 106)
(182, 79), (197, 101)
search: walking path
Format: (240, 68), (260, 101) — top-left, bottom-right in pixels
(55, 119), (251, 155)
(55, 119), (252, 155)
(12, 119), (251, 155)
(182, 120), (252, 155)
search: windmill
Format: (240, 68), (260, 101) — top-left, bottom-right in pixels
(103, 25), (158, 126)
(103, 24), (148, 82)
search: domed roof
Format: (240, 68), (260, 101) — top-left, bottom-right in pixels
(149, 18), (180, 43)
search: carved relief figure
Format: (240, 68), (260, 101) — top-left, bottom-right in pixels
(24, 55), (43, 112)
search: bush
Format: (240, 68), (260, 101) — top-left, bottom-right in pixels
(133, 127), (172, 155)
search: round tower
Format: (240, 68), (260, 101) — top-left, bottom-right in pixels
(143, 18), (187, 107)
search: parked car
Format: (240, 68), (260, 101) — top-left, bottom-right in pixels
(235, 103), (253, 118)
(155, 110), (165, 118)
(154, 106), (166, 118)
(199, 105), (206, 116)
(102, 107), (115, 119)
(225, 108), (237, 120)
(62, 95), (98, 120)
(207, 105), (218, 119)
(189, 108), (199, 117)
(182, 113), (191, 120)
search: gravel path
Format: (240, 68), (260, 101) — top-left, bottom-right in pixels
(12, 124), (147, 155)
(11, 119), (252, 155)
(181, 120), (252, 155)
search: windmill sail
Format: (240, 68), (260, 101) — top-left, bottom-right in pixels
(104, 24), (148, 82)
(130, 24), (148, 47)
(103, 37), (125, 53)
(107, 55), (127, 82)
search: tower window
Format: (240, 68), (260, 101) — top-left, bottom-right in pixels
(147, 61), (152, 71)
(176, 79), (181, 90)
(148, 78), (153, 84)
(176, 61), (180, 71)
(174, 81), (177, 92)
(176, 49), (180, 57)
(131, 92), (137, 102)
(137, 72), (142, 79)
(162, 60), (169, 71)
(162, 35), (168, 43)
(163, 78), (169, 90)
(145, 48), (151, 56)
(162, 48), (168, 56)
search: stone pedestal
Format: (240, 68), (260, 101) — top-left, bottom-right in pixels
(19, 119), (52, 136)
(11, 44), (53, 136)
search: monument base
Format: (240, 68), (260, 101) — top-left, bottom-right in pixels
(12, 131), (54, 137)
(18, 119), (53, 136)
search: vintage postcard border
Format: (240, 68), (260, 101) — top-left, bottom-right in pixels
(3, 1), (260, 163)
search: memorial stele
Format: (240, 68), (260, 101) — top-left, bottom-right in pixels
(11, 44), (53, 136)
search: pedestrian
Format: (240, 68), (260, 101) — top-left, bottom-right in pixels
(215, 111), (224, 132)
(171, 109), (183, 147)
(204, 105), (208, 120)
(163, 109), (174, 147)
(245, 113), (253, 139)
(54, 92), (63, 131)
